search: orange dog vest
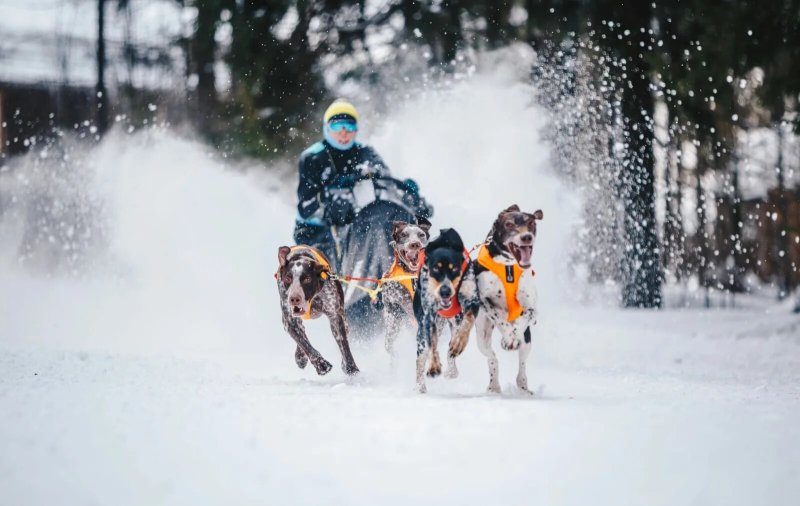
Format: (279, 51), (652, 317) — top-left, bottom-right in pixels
(382, 251), (424, 299)
(476, 244), (534, 322)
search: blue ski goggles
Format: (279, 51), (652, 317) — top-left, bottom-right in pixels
(327, 120), (358, 133)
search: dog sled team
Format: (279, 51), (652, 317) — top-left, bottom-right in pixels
(277, 100), (543, 394)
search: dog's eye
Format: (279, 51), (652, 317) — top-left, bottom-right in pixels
(282, 274), (292, 285)
(301, 275), (312, 284)
(504, 221), (516, 230)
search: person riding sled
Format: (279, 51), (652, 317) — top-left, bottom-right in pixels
(294, 99), (431, 269)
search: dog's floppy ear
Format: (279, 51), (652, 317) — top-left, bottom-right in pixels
(278, 246), (292, 267)
(438, 228), (465, 252)
(532, 209), (543, 220)
(416, 216), (432, 235)
(392, 220), (407, 240)
(503, 204), (521, 213)
(313, 262), (329, 279)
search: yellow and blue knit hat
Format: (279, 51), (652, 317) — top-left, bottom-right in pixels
(323, 100), (359, 124)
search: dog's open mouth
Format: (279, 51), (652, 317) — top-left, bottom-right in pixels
(438, 296), (454, 310)
(508, 243), (533, 268)
(291, 305), (306, 317)
(401, 248), (421, 270)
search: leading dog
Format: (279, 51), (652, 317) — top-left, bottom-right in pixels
(413, 228), (479, 393)
(276, 245), (359, 376)
(449, 205), (543, 394)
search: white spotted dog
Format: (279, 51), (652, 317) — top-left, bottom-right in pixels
(276, 245), (359, 376)
(450, 205), (543, 394)
(413, 228), (479, 393)
(375, 218), (431, 356)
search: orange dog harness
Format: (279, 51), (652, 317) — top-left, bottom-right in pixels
(476, 244), (534, 322)
(382, 251), (424, 299)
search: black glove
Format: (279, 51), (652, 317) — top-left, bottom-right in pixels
(330, 174), (357, 189)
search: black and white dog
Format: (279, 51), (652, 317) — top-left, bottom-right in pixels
(378, 218), (431, 355)
(276, 245), (359, 376)
(453, 205), (542, 394)
(412, 228), (479, 393)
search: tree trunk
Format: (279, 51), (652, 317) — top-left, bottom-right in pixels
(616, 5), (663, 308)
(96, 0), (108, 134)
(775, 124), (792, 298)
(190, 2), (220, 127)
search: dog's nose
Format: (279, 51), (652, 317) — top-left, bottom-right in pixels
(408, 241), (422, 250)
(520, 233), (534, 244)
(439, 285), (452, 299)
(289, 294), (303, 306)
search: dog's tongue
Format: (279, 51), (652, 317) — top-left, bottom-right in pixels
(517, 246), (532, 267)
(406, 249), (420, 266)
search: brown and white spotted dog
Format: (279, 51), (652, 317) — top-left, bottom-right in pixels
(377, 218), (431, 355)
(450, 205), (543, 394)
(276, 245), (359, 376)
(412, 228), (480, 393)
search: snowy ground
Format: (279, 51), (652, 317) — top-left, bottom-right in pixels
(2, 306), (798, 505)
(1, 66), (799, 504)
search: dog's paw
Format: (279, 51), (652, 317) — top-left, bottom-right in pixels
(448, 337), (468, 357)
(313, 358), (333, 375)
(516, 377), (533, 395)
(500, 337), (521, 351)
(343, 361), (360, 376)
(427, 361), (442, 378)
(486, 383), (502, 394)
(416, 383), (427, 394)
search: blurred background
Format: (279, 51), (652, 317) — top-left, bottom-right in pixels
(1, 0), (799, 310)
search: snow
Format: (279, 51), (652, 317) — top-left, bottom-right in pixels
(1, 66), (799, 505)
(2, 308), (798, 505)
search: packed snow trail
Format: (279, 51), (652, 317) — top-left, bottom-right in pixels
(1, 307), (798, 505)
(1, 62), (799, 505)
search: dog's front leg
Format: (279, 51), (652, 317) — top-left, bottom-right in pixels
(329, 312), (359, 376)
(415, 316), (435, 393)
(516, 326), (533, 394)
(475, 312), (500, 393)
(285, 317), (332, 375)
(294, 345), (308, 369)
(448, 271), (479, 366)
(427, 322), (442, 378)
(383, 303), (403, 356)
(445, 311), (475, 378)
